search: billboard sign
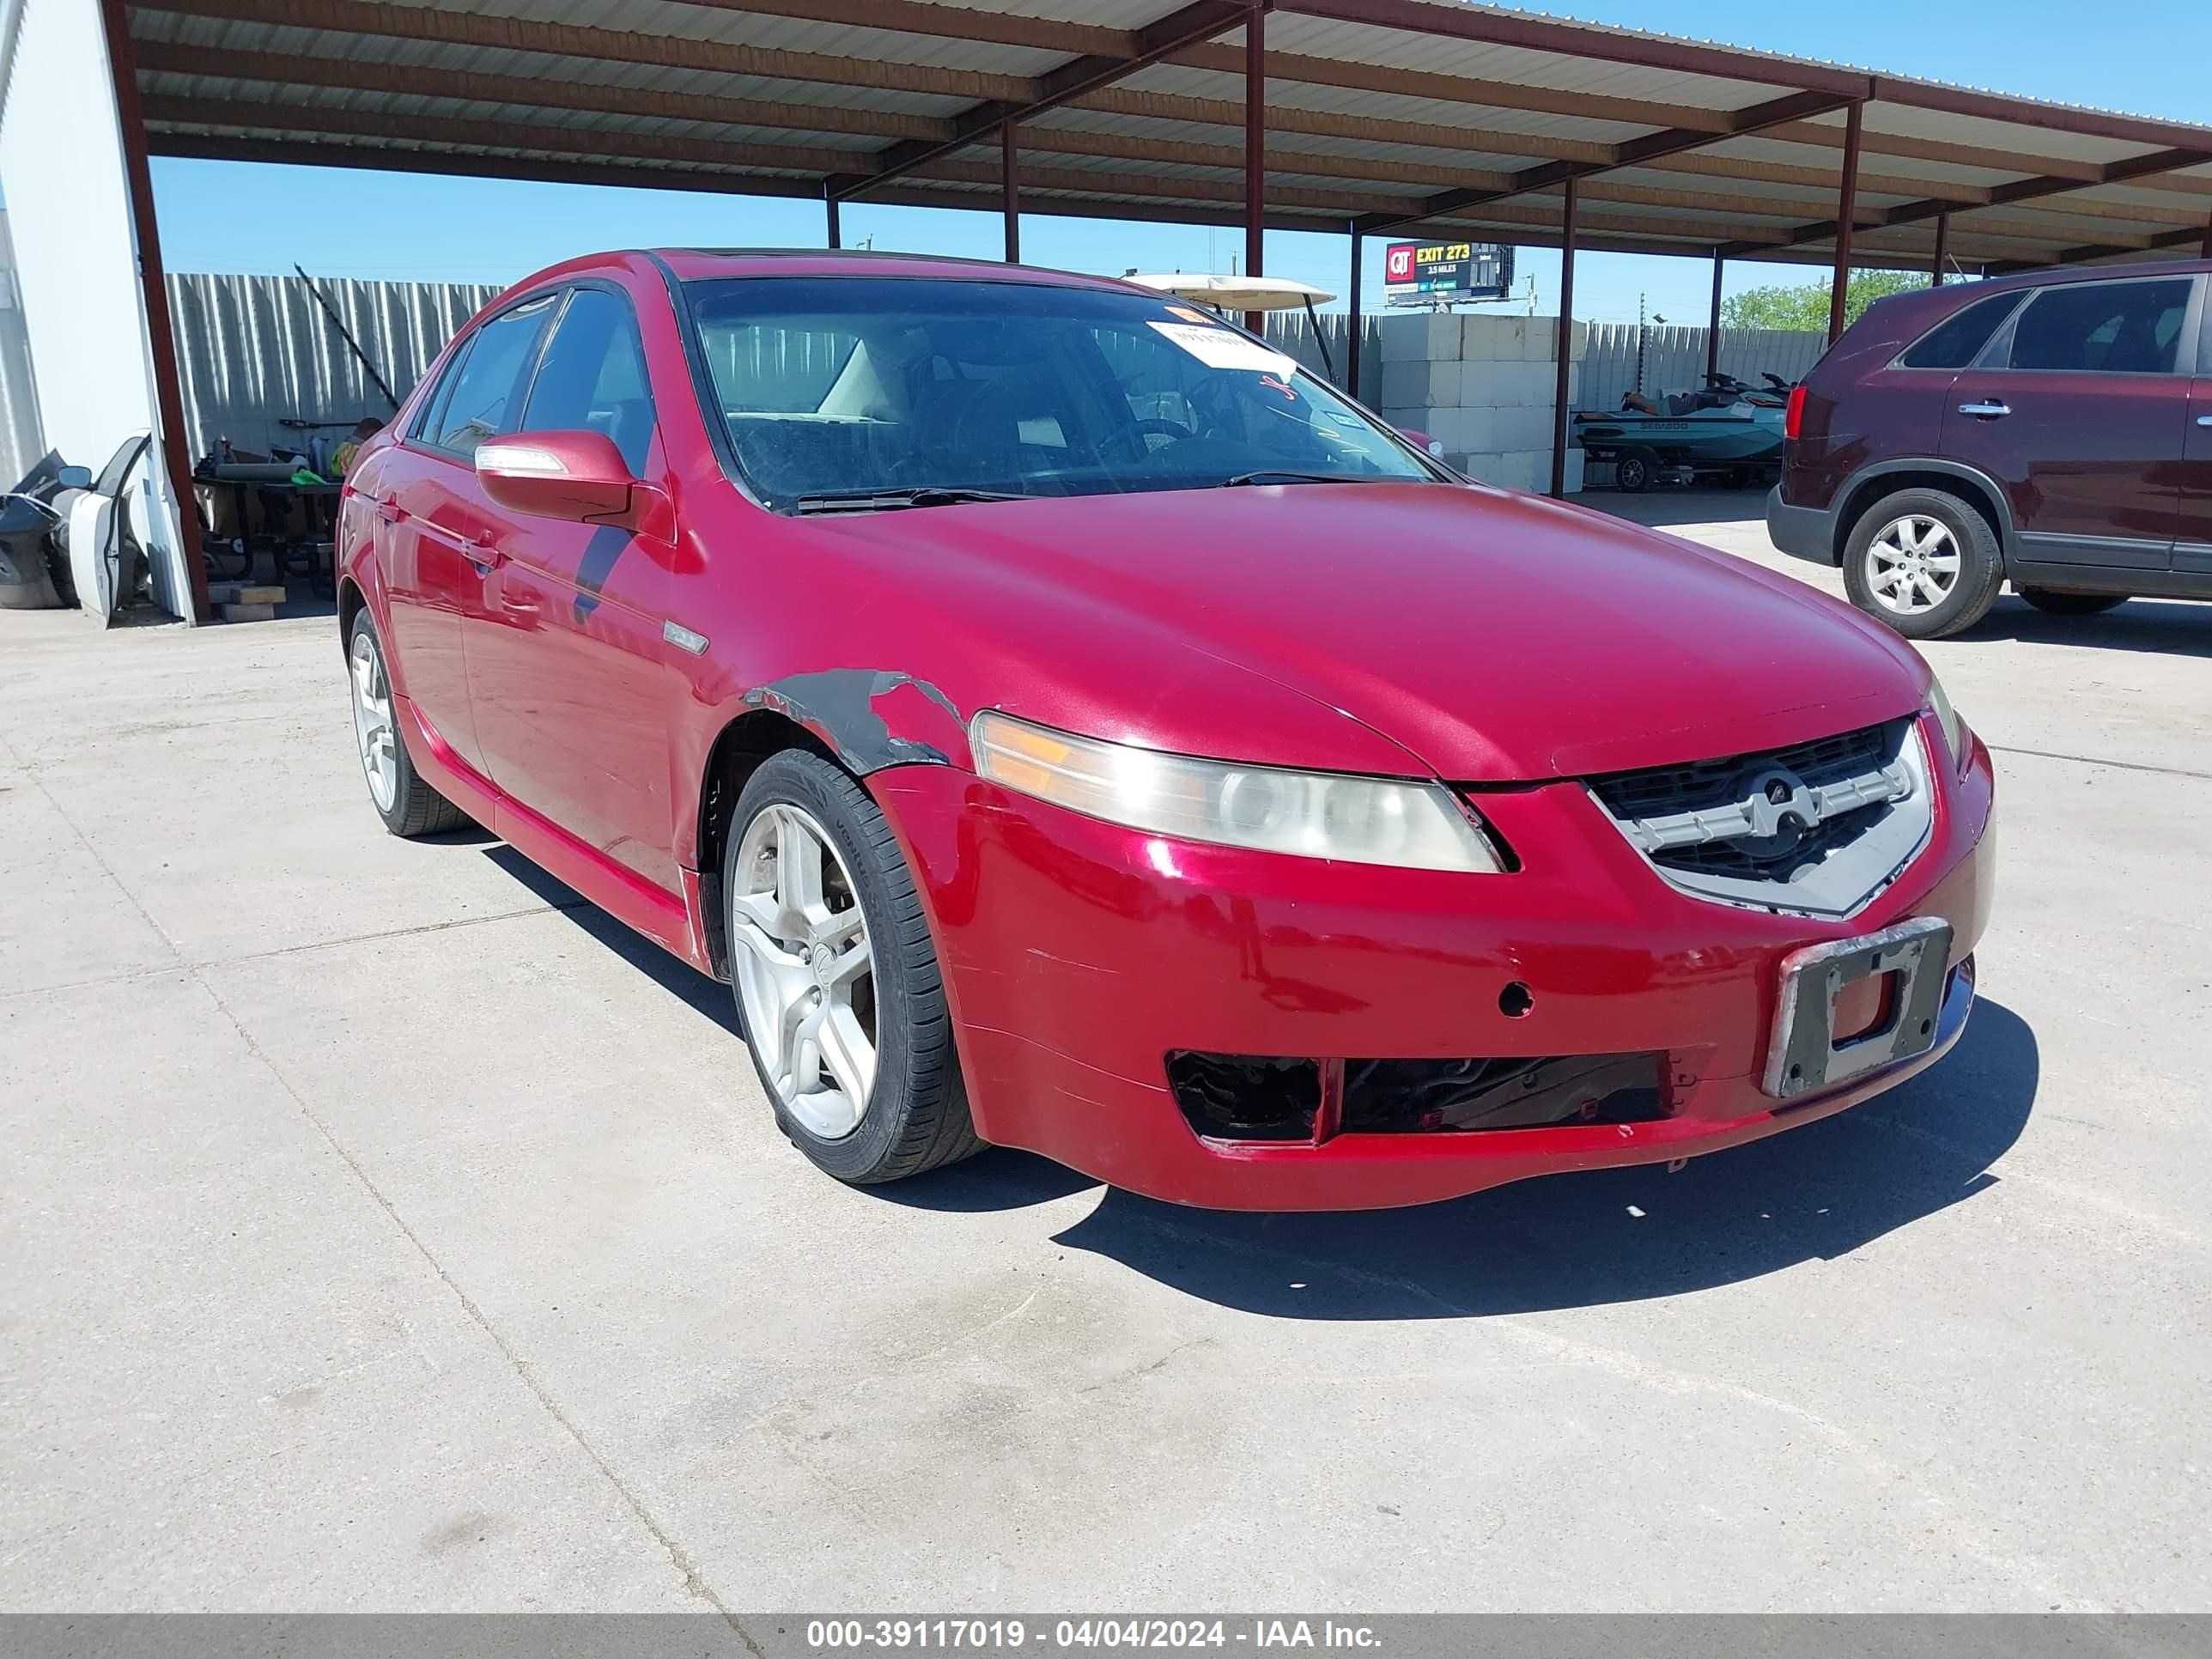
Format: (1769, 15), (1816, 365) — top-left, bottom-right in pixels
(1382, 240), (1513, 304)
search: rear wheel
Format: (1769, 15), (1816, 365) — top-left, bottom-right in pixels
(721, 750), (981, 1186)
(1842, 487), (2003, 640)
(348, 612), (469, 837)
(2020, 588), (2128, 617)
(1613, 449), (1656, 493)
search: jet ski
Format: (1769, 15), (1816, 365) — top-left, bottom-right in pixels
(1572, 371), (1792, 491)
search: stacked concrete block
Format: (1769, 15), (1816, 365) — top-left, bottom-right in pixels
(1370, 310), (1589, 493)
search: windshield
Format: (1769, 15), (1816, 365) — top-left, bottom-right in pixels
(684, 276), (1435, 510)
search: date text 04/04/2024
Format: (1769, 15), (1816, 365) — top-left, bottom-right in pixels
(804, 1620), (1383, 1650)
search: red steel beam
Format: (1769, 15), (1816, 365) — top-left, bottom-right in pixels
(1828, 100), (1863, 343)
(1345, 222), (1363, 399)
(1244, 3), (1265, 332)
(1986, 220), (2212, 271)
(1001, 121), (1019, 262)
(1274, 0), (1868, 95)
(98, 0), (210, 625)
(832, 0), (1250, 202)
(1723, 143), (2212, 262)
(1705, 249), (1723, 381)
(1550, 176), (1578, 499)
(1355, 88), (1855, 239)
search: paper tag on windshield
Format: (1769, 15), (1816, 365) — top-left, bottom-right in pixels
(1146, 320), (1297, 377)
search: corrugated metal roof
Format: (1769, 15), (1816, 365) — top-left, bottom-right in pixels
(129, 0), (2212, 275)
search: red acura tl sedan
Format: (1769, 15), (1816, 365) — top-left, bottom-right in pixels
(337, 249), (1995, 1211)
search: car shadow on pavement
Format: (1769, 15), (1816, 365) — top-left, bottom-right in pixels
(1044, 1000), (2038, 1318)
(482, 842), (2040, 1309)
(1964, 596), (2210, 659)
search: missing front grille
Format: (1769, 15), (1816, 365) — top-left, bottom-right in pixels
(1342, 1053), (1666, 1134)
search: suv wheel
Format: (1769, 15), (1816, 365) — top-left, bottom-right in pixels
(2021, 588), (2127, 617)
(721, 750), (982, 1186)
(1842, 488), (2003, 640)
(348, 613), (470, 837)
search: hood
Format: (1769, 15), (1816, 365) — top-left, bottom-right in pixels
(811, 482), (1929, 782)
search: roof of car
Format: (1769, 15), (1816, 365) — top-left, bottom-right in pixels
(1965, 256), (2212, 293)
(649, 248), (1134, 289)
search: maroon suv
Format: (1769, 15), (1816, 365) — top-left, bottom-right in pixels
(1768, 259), (2212, 638)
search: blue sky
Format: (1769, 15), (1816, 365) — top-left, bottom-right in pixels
(149, 0), (2210, 326)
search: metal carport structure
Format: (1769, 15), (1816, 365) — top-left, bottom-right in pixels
(96, 0), (2212, 615)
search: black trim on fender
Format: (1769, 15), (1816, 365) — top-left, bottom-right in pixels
(1765, 486), (1834, 565)
(1817, 458), (2021, 568)
(2008, 558), (2212, 600)
(2015, 530), (2174, 572)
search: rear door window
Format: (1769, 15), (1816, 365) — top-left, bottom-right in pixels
(421, 295), (559, 459)
(2005, 278), (2193, 374)
(1899, 290), (2025, 369)
(520, 288), (658, 475)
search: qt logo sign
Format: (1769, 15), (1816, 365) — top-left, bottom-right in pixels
(1385, 244), (1414, 282)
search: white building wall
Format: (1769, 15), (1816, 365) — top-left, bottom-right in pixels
(1376, 311), (1588, 495)
(0, 0), (191, 618)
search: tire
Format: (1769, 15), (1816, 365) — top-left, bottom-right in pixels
(347, 611), (470, 838)
(721, 750), (981, 1186)
(1613, 449), (1655, 493)
(2020, 588), (2127, 617)
(1841, 487), (2004, 640)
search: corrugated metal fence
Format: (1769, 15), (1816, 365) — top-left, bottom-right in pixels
(164, 271), (503, 463)
(1579, 322), (1826, 413)
(150, 276), (1832, 460)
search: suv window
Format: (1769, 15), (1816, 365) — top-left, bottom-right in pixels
(418, 295), (558, 458)
(2006, 278), (2193, 374)
(1899, 290), (2023, 369)
(521, 289), (657, 475)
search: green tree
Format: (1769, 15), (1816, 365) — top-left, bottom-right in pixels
(1721, 269), (1927, 332)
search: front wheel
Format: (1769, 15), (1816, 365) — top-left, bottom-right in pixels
(2020, 588), (2127, 617)
(1613, 449), (1655, 493)
(721, 750), (981, 1185)
(1841, 488), (2004, 639)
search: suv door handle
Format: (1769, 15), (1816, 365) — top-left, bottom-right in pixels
(2197, 415), (2212, 428)
(1958, 400), (2011, 419)
(375, 499), (406, 525)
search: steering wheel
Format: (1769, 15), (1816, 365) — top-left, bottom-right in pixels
(1098, 418), (1194, 463)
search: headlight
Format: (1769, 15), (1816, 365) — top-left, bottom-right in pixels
(970, 711), (1505, 872)
(1925, 672), (1966, 767)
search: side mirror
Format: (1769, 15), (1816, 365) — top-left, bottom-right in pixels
(1395, 426), (1443, 459)
(56, 465), (93, 489)
(476, 430), (645, 526)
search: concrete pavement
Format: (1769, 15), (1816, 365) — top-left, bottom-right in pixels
(3, 495), (2207, 1612)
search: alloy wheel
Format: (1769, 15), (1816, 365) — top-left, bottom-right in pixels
(1865, 515), (1961, 617)
(727, 802), (878, 1139)
(349, 630), (398, 812)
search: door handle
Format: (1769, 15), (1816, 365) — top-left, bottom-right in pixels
(1958, 400), (2011, 419)
(375, 499), (406, 525)
(2197, 415), (2212, 428)
(462, 539), (506, 573)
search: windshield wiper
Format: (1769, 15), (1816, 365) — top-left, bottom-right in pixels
(793, 486), (1029, 514)
(1218, 470), (1376, 488)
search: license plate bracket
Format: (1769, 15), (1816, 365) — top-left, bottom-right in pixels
(1763, 916), (1954, 1100)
